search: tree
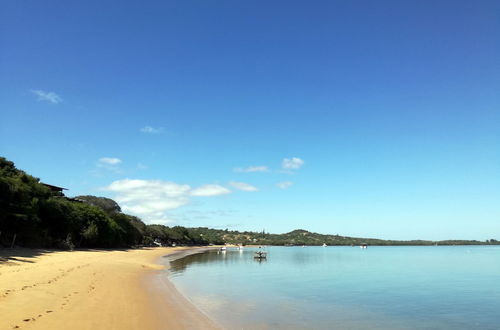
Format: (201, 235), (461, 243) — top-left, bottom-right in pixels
(75, 195), (121, 213)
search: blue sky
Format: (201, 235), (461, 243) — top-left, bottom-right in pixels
(1, 0), (499, 240)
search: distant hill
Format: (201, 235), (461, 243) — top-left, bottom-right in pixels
(187, 227), (492, 246)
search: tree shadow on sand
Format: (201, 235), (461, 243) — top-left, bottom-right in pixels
(0, 247), (161, 265)
(0, 249), (54, 264)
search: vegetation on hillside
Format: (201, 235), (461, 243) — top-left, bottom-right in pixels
(0, 157), (497, 249)
(186, 228), (493, 246)
(0, 157), (208, 248)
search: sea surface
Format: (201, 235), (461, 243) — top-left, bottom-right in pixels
(166, 246), (500, 329)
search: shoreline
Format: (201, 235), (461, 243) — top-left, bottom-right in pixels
(0, 247), (220, 330)
(148, 247), (221, 329)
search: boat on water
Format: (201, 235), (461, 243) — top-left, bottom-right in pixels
(254, 251), (267, 259)
(360, 243), (368, 249)
(322, 243), (327, 247)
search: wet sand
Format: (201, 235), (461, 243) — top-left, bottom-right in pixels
(0, 247), (219, 330)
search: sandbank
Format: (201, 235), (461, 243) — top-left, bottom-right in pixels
(0, 247), (219, 330)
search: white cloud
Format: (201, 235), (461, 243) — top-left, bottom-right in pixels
(98, 157), (122, 165)
(96, 157), (123, 173)
(31, 90), (63, 104)
(276, 181), (293, 189)
(104, 179), (232, 224)
(229, 181), (258, 192)
(233, 166), (269, 173)
(140, 126), (164, 134)
(190, 184), (231, 197)
(105, 179), (217, 224)
(282, 157), (304, 170)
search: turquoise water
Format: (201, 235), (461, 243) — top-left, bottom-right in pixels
(167, 246), (500, 329)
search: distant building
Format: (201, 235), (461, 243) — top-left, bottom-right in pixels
(41, 183), (80, 202)
(41, 183), (67, 193)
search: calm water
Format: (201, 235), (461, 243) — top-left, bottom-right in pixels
(167, 246), (500, 329)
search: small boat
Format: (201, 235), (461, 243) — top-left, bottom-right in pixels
(219, 246), (227, 252)
(360, 243), (368, 249)
(322, 243), (327, 247)
(254, 251), (267, 259)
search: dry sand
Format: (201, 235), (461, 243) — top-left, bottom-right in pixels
(0, 247), (219, 330)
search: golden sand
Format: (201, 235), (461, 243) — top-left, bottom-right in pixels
(0, 247), (218, 330)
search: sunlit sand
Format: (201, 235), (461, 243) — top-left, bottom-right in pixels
(0, 247), (218, 330)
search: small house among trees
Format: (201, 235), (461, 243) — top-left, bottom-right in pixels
(41, 183), (67, 194)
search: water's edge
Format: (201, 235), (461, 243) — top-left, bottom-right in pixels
(153, 247), (223, 329)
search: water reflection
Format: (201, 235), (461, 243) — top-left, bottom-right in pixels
(169, 248), (265, 275)
(254, 257), (267, 264)
(168, 247), (347, 275)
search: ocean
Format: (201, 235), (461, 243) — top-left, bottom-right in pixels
(166, 246), (500, 329)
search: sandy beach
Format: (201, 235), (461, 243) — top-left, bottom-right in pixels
(0, 247), (219, 330)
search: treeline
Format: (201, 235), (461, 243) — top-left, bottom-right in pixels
(0, 157), (497, 249)
(0, 157), (211, 249)
(187, 228), (497, 246)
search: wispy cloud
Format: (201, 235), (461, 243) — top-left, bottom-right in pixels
(31, 90), (63, 104)
(105, 179), (232, 224)
(137, 162), (148, 170)
(95, 157), (122, 173)
(229, 181), (258, 192)
(140, 126), (164, 134)
(169, 209), (237, 222)
(282, 157), (304, 170)
(233, 165), (269, 173)
(276, 181), (293, 189)
(190, 184), (231, 197)
(98, 157), (122, 165)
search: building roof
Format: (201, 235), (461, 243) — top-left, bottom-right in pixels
(41, 183), (68, 192)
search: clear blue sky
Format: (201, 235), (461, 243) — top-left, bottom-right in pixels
(1, 0), (499, 240)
